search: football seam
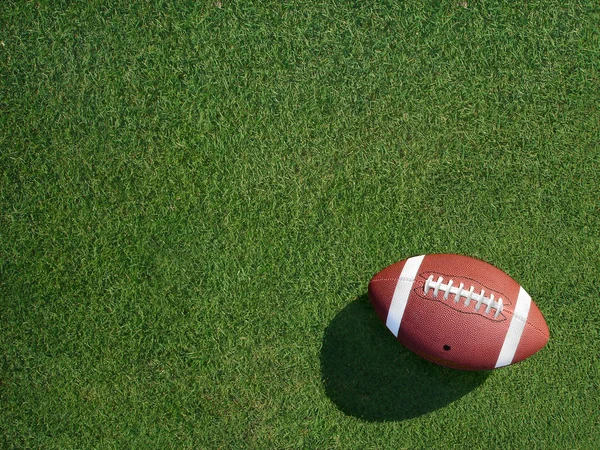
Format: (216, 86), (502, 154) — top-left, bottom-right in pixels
(370, 277), (548, 337)
(417, 271), (513, 306)
(507, 310), (549, 337)
(370, 277), (411, 283)
(414, 289), (508, 322)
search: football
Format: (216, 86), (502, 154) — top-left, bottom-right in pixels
(368, 254), (549, 370)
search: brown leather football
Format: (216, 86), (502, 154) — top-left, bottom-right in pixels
(368, 254), (549, 370)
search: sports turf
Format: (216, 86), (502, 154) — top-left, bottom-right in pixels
(1, 1), (599, 448)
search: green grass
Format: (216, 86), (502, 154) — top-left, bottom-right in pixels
(1, 0), (599, 448)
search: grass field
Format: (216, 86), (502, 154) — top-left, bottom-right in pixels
(1, 0), (599, 448)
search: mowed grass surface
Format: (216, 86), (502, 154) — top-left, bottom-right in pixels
(1, 1), (599, 448)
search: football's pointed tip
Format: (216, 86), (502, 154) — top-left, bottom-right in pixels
(368, 259), (408, 324)
(512, 300), (550, 365)
(530, 300), (550, 350)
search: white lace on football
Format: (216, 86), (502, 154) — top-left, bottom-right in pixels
(424, 275), (504, 319)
